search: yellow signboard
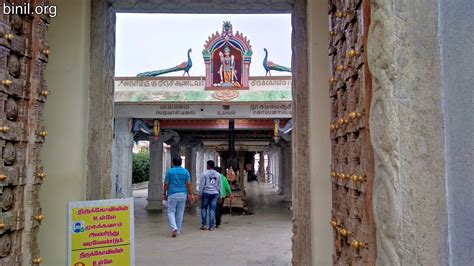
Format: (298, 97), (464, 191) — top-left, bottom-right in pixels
(68, 198), (135, 266)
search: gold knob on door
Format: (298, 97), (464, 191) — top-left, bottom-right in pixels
(348, 111), (360, 120)
(0, 223), (5, 229)
(330, 124), (336, 131)
(331, 171), (337, 177)
(4, 33), (14, 41)
(335, 11), (345, 18)
(0, 174), (7, 181)
(0, 126), (10, 133)
(36, 172), (47, 179)
(329, 31), (336, 37)
(336, 64), (345, 72)
(39, 131), (48, 138)
(2, 80), (12, 86)
(338, 118), (347, 125)
(351, 240), (364, 250)
(329, 76), (337, 84)
(35, 214), (45, 222)
(339, 228), (349, 237)
(40, 90), (49, 97)
(42, 49), (50, 55)
(33, 257), (42, 264)
(347, 49), (359, 58)
(351, 174), (362, 182)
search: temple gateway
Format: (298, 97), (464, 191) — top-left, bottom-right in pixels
(113, 21), (294, 212)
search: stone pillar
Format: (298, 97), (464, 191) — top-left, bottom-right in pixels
(195, 146), (204, 190)
(163, 146), (171, 176)
(146, 136), (164, 211)
(282, 141), (293, 202)
(184, 144), (197, 192)
(170, 142), (181, 159)
(259, 151), (265, 183)
(112, 118), (133, 198)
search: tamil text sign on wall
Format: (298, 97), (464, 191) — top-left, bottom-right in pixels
(68, 198), (135, 266)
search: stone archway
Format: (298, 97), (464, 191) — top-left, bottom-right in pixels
(88, 0), (315, 264)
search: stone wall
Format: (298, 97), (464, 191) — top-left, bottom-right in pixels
(439, 0), (474, 264)
(367, 0), (448, 264)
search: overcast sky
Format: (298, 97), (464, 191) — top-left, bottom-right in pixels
(115, 13), (292, 77)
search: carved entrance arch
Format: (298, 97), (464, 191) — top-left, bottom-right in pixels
(88, 0), (314, 264)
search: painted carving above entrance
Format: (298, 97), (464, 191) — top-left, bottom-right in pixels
(202, 21), (252, 89)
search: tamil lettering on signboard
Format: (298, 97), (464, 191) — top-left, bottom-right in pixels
(68, 198), (135, 266)
(115, 103), (292, 119)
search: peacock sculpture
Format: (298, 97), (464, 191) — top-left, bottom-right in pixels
(263, 48), (291, 76)
(137, 48), (193, 77)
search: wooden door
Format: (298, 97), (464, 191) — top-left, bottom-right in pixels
(328, 0), (376, 265)
(0, 0), (50, 264)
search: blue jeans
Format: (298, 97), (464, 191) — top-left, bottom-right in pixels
(167, 192), (187, 233)
(201, 193), (219, 228)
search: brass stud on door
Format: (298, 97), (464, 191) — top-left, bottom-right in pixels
(36, 172), (47, 179)
(338, 228), (349, 237)
(329, 31), (337, 37)
(338, 118), (347, 125)
(348, 111), (360, 120)
(34, 214), (45, 222)
(336, 64), (346, 72)
(33, 257), (42, 264)
(351, 174), (362, 183)
(4, 33), (14, 41)
(39, 131), (48, 138)
(0, 126), (10, 133)
(335, 11), (345, 18)
(351, 240), (364, 250)
(40, 90), (50, 97)
(0, 174), (6, 181)
(0, 223), (5, 229)
(329, 76), (337, 84)
(42, 49), (50, 56)
(2, 80), (12, 86)
(347, 49), (360, 58)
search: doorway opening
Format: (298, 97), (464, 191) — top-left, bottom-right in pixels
(114, 13), (294, 264)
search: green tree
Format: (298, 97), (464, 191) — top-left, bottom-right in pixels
(132, 151), (150, 184)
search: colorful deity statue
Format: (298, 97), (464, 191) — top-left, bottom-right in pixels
(203, 21), (252, 89)
(218, 45), (238, 85)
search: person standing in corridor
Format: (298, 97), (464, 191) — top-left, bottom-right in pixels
(198, 160), (221, 231)
(163, 156), (195, 237)
(214, 166), (232, 228)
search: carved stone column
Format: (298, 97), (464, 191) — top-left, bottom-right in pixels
(282, 141), (293, 202)
(170, 142), (181, 159)
(112, 118), (133, 198)
(146, 136), (164, 211)
(259, 151), (265, 182)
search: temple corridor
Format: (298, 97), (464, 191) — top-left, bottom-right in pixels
(133, 181), (292, 266)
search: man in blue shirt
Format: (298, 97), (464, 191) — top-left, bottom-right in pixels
(163, 156), (195, 237)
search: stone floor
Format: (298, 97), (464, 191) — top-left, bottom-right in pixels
(133, 181), (292, 266)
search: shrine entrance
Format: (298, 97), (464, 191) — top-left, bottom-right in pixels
(112, 17), (296, 264)
(89, 0), (330, 264)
